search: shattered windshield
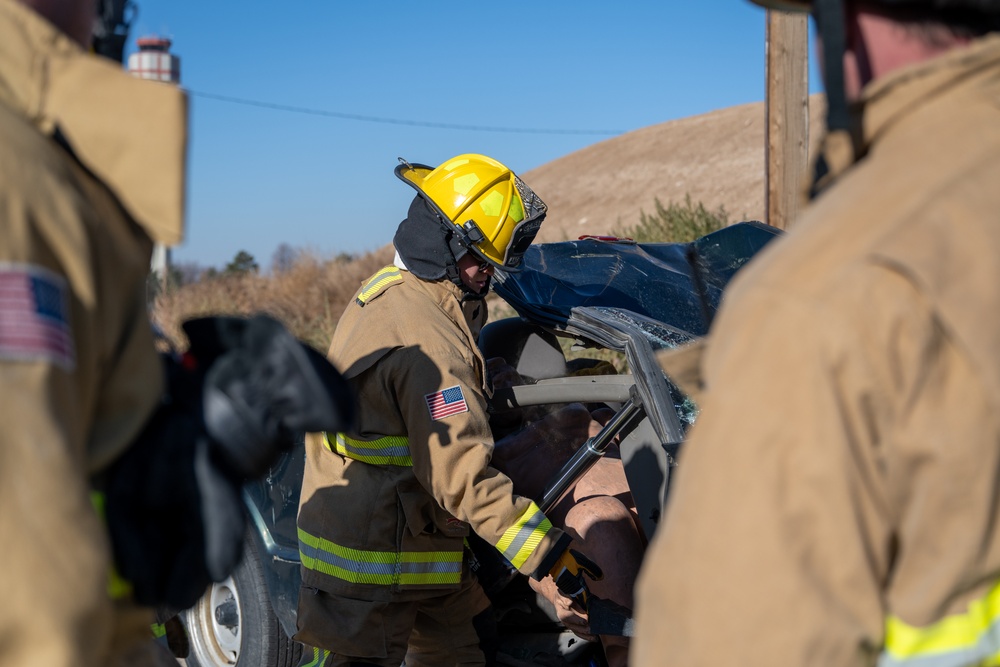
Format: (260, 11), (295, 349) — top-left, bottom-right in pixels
(579, 306), (701, 429)
(585, 307), (697, 352)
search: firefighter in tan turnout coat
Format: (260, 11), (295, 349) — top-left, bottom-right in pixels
(0, 3), (355, 666)
(0, 1), (186, 664)
(296, 155), (597, 667)
(634, 1), (1000, 666)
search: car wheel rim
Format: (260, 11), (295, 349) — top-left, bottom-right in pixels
(190, 575), (242, 665)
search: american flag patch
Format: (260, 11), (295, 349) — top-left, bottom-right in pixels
(425, 385), (469, 421)
(0, 264), (75, 370)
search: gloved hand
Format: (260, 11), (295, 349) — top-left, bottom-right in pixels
(102, 315), (355, 609)
(549, 547), (603, 607)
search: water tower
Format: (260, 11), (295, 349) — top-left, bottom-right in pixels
(127, 36), (181, 83)
(127, 36), (181, 293)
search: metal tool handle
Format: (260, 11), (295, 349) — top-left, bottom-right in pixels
(538, 398), (641, 513)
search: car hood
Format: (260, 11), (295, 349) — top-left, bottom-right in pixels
(493, 221), (782, 338)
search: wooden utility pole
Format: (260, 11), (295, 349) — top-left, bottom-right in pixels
(764, 10), (810, 230)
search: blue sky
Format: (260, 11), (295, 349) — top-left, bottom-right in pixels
(125, 1), (820, 271)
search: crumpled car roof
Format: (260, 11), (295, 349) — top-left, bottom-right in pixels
(493, 221), (782, 337)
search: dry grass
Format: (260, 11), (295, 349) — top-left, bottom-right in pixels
(151, 246), (394, 353)
(155, 247), (627, 378)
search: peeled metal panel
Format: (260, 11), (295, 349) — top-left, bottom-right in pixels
(493, 221), (782, 337)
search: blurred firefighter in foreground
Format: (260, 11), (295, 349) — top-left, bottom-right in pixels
(295, 154), (600, 667)
(0, 1), (353, 665)
(635, 0), (1000, 665)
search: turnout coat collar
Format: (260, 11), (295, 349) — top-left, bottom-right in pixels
(0, 0), (188, 245)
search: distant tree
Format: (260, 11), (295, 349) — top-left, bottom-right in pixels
(144, 262), (211, 305)
(172, 261), (208, 286)
(225, 250), (259, 275)
(613, 194), (729, 243)
(271, 243), (299, 274)
(145, 270), (165, 305)
(333, 252), (356, 264)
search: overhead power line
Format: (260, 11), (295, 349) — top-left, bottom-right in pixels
(184, 89), (625, 137)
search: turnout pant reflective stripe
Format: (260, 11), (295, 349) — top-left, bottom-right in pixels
(324, 431), (413, 467)
(89, 491), (134, 600)
(880, 580), (1000, 667)
(298, 646), (330, 667)
(299, 527), (463, 587)
(496, 502), (552, 570)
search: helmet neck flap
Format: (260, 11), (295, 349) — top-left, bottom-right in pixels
(392, 195), (488, 300)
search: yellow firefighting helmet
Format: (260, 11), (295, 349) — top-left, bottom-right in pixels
(395, 154), (547, 270)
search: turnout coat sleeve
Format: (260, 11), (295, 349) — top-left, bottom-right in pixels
(388, 335), (562, 577)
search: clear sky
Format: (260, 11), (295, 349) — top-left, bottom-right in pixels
(125, 1), (821, 271)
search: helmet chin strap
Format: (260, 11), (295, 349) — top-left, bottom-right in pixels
(815, 0), (850, 136)
(441, 231), (488, 301)
(810, 0), (865, 198)
(92, 0), (134, 63)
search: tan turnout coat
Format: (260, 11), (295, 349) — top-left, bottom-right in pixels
(298, 266), (566, 604)
(0, 1), (187, 665)
(634, 35), (1000, 667)
(299, 266), (562, 601)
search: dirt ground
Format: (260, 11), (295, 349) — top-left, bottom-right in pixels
(524, 95), (826, 241)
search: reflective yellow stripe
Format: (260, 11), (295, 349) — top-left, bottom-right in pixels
(496, 502), (552, 570)
(356, 266), (402, 305)
(324, 432), (412, 466)
(90, 491), (133, 600)
(302, 646), (330, 667)
(298, 527), (463, 587)
(881, 579), (1000, 667)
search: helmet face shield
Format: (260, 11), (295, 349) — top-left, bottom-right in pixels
(502, 217), (543, 269)
(395, 154), (546, 271)
(497, 175), (546, 269)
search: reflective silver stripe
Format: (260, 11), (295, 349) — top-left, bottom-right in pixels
(325, 432), (412, 466)
(301, 539), (396, 576)
(336, 434), (410, 461)
(878, 623), (1000, 667)
(299, 527), (463, 587)
(356, 266), (402, 305)
(879, 578), (1000, 667)
(498, 503), (552, 569)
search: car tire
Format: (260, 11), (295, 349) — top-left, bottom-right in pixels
(183, 534), (303, 667)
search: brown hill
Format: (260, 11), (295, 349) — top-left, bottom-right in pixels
(155, 96), (828, 352)
(525, 95), (826, 241)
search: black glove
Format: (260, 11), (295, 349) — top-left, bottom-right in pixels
(102, 315), (355, 609)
